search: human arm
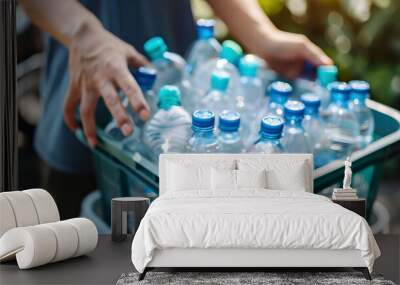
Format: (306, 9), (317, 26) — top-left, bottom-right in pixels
(207, 0), (333, 78)
(18, 0), (150, 147)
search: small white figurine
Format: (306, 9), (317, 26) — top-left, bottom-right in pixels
(343, 156), (352, 189)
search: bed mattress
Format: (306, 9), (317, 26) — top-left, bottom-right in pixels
(131, 190), (380, 273)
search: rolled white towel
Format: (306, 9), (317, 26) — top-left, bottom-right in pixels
(0, 195), (17, 237)
(0, 191), (39, 227)
(0, 218), (98, 269)
(23, 189), (60, 224)
(65, 218), (98, 257)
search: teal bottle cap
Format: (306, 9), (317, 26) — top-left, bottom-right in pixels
(210, 70), (230, 91)
(144, 37), (168, 60)
(239, 55), (260, 77)
(317, 65), (338, 88)
(157, 85), (181, 109)
(220, 40), (243, 65)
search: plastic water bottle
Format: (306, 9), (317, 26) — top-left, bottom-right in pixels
(239, 55), (264, 110)
(300, 93), (331, 167)
(185, 19), (221, 75)
(316, 65), (338, 114)
(192, 40), (243, 95)
(142, 86), (191, 161)
(349, 80), (374, 148)
(200, 70), (233, 115)
(265, 81), (293, 117)
(324, 82), (360, 159)
(143, 37), (186, 91)
(105, 67), (157, 142)
(217, 110), (244, 153)
(187, 109), (221, 153)
(281, 100), (312, 153)
(249, 115), (285, 154)
(134, 67), (158, 114)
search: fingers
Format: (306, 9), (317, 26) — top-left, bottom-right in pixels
(99, 81), (133, 136)
(113, 67), (150, 121)
(268, 60), (304, 80)
(64, 79), (81, 131)
(299, 36), (333, 66)
(125, 45), (150, 67)
(80, 84), (98, 147)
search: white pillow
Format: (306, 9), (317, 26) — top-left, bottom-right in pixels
(236, 169), (267, 189)
(165, 159), (236, 192)
(211, 168), (237, 190)
(237, 158), (309, 191)
(166, 162), (212, 191)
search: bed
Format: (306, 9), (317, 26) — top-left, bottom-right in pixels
(131, 154), (380, 280)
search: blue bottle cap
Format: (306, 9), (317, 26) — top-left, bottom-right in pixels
(317, 65), (338, 88)
(197, 19), (215, 39)
(260, 115), (284, 138)
(157, 85), (181, 110)
(300, 93), (321, 108)
(284, 100), (305, 119)
(330, 81), (351, 102)
(239, 55), (259, 77)
(211, 70), (230, 91)
(219, 110), (240, 132)
(349, 80), (370, 95)
(144, 37), (168, 60)
(192, 109), (215, 130)
(220, 40), (243, 65)
(134, 67), (157, 91)
(268, 81), (293, 103)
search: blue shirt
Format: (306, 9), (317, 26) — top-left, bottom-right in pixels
(34, 0), (195, 174)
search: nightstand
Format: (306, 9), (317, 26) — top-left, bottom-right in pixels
(332, 198), (366, 218)
(111, 197), (150, 242)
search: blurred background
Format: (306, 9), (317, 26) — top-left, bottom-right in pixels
(17, 0), (399, 232)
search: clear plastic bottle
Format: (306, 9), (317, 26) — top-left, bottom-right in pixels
(142, 85), (191, 161)
(324, 82), (360, 159)
(200, 70), (233, 115)
(143, 37), (186, 91)
(281, 100), (312, 153)
(300, 93), (331, 167)
(187, 109), (221, 153)
(265, 81), (293, 117)
(217, 110), (244, 153)
(134, 67), (158, 114)
(349, 80), (374, 148)
(192, 40), (243, 95)
(249, 115), (285, 154)
(185, 19), (221, 76)
(239, 55), (264, 110)
(105, 67), (157, 142)
(315, 65), (338, 116)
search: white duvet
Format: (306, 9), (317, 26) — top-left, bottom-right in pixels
(131, 190), (380, 273)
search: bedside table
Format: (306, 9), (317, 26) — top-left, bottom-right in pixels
(332, 198), (366, 218)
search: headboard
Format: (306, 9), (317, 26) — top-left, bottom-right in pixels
(159, 154), (314, 195)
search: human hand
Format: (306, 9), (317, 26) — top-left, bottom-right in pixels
(252, 29), (333, 79)
(63, 24), (150, 147)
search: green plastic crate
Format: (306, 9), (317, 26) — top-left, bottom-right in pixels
(76, 99), (400, 222)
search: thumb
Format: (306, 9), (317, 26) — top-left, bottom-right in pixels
(300, 38), (333, 66)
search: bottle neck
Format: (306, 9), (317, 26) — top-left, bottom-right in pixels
(285, 116), (303, 127)
(260, 132), (281, 141)
(304, 107), (320, 117)
(332, 98), (349, 109)
(351, 94), (367, 106)
(270, 94), (287, 105)
(193, 127), (214, 136)
(219, 129), (239, 136)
